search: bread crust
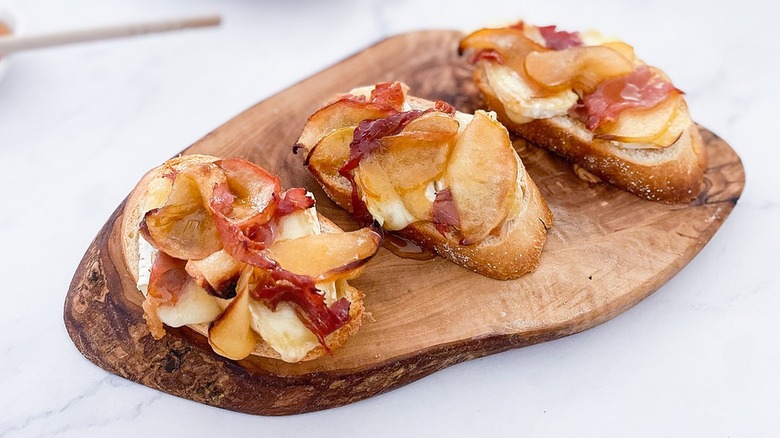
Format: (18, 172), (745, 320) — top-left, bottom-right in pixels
(120, 154), (364, 361)
(397, 174), (553, 280)
(474, 67), (708, 203)
(300, 94), (554, 280)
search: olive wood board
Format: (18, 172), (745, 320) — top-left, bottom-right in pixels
(64, 30), (745, 416)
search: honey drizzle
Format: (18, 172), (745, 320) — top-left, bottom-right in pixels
(382, 233), (436, 261)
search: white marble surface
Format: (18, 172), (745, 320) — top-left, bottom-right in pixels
(0, 0), (777, 436)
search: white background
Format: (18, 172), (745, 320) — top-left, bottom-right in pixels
(1, 1), (777, 436)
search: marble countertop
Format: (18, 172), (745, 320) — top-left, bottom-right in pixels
(1, 0), (777, 436)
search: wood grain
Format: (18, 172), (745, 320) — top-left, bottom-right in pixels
(64, 30), (745, 415)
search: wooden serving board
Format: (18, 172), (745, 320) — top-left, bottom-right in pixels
(64, 30), (745, 415)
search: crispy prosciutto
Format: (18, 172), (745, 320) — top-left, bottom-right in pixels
(339, 110), (427, 224)
(537, 25), (583, 50)
(140, 157), (380, 354)
(431, 188), (459, 236)
(251, 274), (351, 349)
(368, 81), (407, 111)
(573, 65), (681, 130)
(143, 252), (189, 339)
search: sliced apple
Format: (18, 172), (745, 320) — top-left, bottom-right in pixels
(142, 175), (173, 212)
(459, 27), (546, 73)
(295, 97), (394, 150)
(264, 227), (381, 281)
(219, 157), (280, 225)
(355, 156), (415, 230)
(524, 45), (634, 93)
(185, 250), (243, 298)
(399, 184), (435, 222)
(142, 170), (223, 260)
(391, 111), (460, 143)
(307, 126), (354, 196)
(208, 266), (257, 360)
(601, 41), (637, 64)
(377, 112), (457, 192)
(445, 110), (517, 245)
(647, 103), (690, 147)
(596, 93), (687, 147)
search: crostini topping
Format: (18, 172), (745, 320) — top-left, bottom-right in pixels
(302, 82), (520, 244)
(139, 157), (381, 359)
(571, 65), (680, 130)
(340, 110), (428, 224)
(460, 22), (684, 147)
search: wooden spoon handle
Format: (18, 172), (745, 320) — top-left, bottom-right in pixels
(0, 14), (221, 55)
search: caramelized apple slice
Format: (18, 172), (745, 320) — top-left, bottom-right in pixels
(307, 126), (354, 196)
(185, 250), (243, 298)
(377, 112), (457, 192)
(355, 157), (415, 230)
(459, 27), (546, 73)
(389, 111), (460, 143)
(445, 111), (517, 244)
(296, 97), (394, 150)
(264, 227), (381, 281)
(524, 45), (634, 93)
(142, 170), (223, 260)
(208, 266), (256, 360)
(601, 41), (637, 63)
(219, 157), (280, 225)
(141, 176), (173, 212)
(595, 93), (684, 146)
(646, 103), (690, 147)
(399, 185), (435, 222)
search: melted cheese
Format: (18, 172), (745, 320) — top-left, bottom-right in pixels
(248, 201), (339, 363)
(249, 302), (320, 363)
(157, 280), (222, 327)
(484, 64), (578, 123)
(136, 236), (155, 296)
(363, 193), (416, 231)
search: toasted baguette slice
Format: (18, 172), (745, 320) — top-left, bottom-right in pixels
(395, 165), (553, 280)
(297, 84), (553, 280)
(461, 23), (708, 203)
(121, 154), (367, 362)
(476, 69), (707, 203)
